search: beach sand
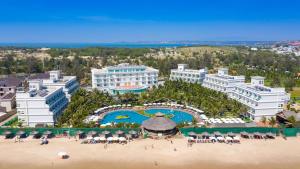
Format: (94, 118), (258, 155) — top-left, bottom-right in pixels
(0, 136), (299, 169)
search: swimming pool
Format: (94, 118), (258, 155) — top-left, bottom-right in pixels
(100, 108), (193, 124)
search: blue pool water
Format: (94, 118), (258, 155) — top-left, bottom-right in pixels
(100, 108), (193, 124)
(145, 108), (193, 124)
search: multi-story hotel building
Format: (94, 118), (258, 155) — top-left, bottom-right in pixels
(41, 70), (79, 101)
(202, 68), (245, 93)
(170, 64), (207, 84)
(229, 76), (290, 120)
(203, 68), (290, 120)
(16, 80), (68, 127)
(91, 63), (159, 94)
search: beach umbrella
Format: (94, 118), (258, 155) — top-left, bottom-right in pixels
(227, 132), (236, 137)
(240, 131), (249, 135)
(31, 131), (39, 135)
(88, 131), (97, 136)
(128, 130), (137, 135)
(16, 131), (25, 136)
(266, 132), (275, 138)
(57, 152), (68, 159)
(201, 132), (210, 137)
(214, 131), (222, 136)
(188, 132), (197, 137)
(3, 131), (12, 135)
(115, 130), (124, 135)
(76, 130), (84, 135)
(102, 130), (111, 135)
(44, 130), (52, 135)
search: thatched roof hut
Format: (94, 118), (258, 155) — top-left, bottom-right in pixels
(142, 113), (176, 131)
(142, 113), (177, 135)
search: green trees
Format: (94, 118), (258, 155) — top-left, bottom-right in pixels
(268, 117), (277, 127)
(57, 89), (115, 128)
(260, 116), (267, 125)
(287, 116), (296, 127)
(140, 81), (246, 117)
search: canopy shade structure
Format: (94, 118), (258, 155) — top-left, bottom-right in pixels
(188, 132), (197, 137)
(115, 130), (124, 135)
(3, 131), (12, 135)
(128, 130), (137, 135)
(31, 131), (39, 135)
(227, 132), (236, 137)
(88, 131), (97, 136)
(44, 131), (52, 135)
(16, 131), (25, 136)
(142, 113), (176, 131)
(102, 130), (111, 135)
(77, 130), (84, 135)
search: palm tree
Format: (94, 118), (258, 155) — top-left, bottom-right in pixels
(260, 116), (267, 125)
(287, 116), (296, 127)
(268, 117), (277, 127)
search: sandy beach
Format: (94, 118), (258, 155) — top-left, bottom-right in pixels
(0, 136), (299, 169)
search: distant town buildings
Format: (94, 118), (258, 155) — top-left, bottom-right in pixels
(91, 63), (159, 94)
(16, 80), (68, 127)
(202, 68), (290, 121)
(170, 64), (207, 84)
(271, 42), (300, 56)
(0, 76), (23, 112)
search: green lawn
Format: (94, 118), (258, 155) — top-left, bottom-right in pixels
(291, 88), (300, 98)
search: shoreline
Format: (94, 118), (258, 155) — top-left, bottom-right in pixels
(0, 137), (299, 169)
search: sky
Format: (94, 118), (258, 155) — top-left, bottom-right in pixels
(0, 0), (300, 43)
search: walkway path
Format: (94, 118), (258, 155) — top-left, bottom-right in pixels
(0, 114), (17, 126)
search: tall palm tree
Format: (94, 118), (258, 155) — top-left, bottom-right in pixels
(260, 116), (267, 125)
(268, 117), (277, 127)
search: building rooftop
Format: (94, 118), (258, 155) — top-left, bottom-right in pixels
(28, 73), (50, 80)
(207, 74), (245, 80)
(0, 76), (23, 87)
(1, 93), (15, 100)
(236, 83), (285, 94)
(92, 64), (158, 73)
(16, 87), (62, 99)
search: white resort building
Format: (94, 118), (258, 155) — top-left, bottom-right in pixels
(229, 76), (290, 121)
(202, 68), (245, 93)
(203, 68), (290, 121)
(170, 64), (207, 84)
(16, 80), (68, 127)
(41, 70), (79, 101)
(91, 63), (159, 94)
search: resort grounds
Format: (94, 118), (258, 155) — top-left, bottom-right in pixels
(0, 136), (300, 169)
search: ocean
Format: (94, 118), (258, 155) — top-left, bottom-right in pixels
(0, 41), (275, 49)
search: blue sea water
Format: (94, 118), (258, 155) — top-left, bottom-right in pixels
(0, 41), (274, 49)
(0, 43), (192, 49)
(100, 108), (193, 124)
